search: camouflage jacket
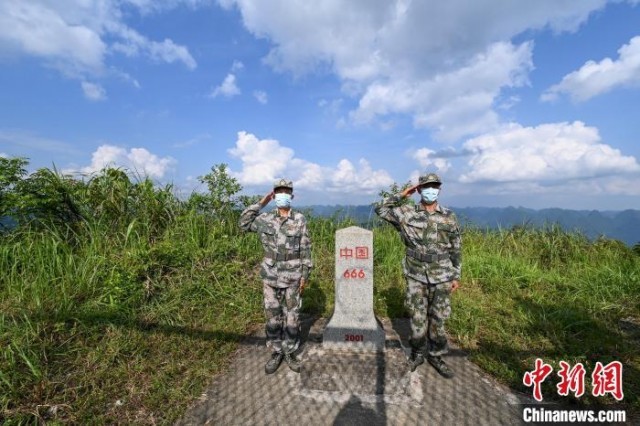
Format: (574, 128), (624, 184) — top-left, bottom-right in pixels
(239, 203), (313, 288)
(375, 195), (461, 285)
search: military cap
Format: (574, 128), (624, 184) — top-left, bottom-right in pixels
(418, 172), (442, 186)
(273, 178), (293, 190)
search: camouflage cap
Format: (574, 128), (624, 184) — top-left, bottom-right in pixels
(273, 178), (293, 190)
(418, 172), (442, 186)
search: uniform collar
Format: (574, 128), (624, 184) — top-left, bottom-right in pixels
(274, 208), (294, 218)
(415, 202), (443, 214)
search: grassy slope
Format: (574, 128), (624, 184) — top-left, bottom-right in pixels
(1, 213), (639, 423)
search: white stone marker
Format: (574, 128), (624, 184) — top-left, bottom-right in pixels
(323, 226), (385, 351)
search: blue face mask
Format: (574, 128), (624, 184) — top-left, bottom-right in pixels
(421, 187), (439, 204)
(274, 193), (292, 208)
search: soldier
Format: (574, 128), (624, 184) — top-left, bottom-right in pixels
(239, 179), (313, 374)
(375, 173), (461, 378)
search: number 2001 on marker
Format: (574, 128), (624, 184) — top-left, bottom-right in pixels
(344, 334), (364, 342)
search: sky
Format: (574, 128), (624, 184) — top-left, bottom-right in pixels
(1, 0), (640, 209)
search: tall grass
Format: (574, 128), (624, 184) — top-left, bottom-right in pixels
(0, 206), (267, 424)
(1, 161), (639, 422)
(0, 163), (266, 423)
(448, 225), (640, 409)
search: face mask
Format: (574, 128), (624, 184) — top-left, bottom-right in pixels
(274, 193), (292, 208)
(421, 187), (439, 204)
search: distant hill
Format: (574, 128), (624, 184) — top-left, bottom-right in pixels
(4, 205), (639, 246)
(304, 205), (640, 246)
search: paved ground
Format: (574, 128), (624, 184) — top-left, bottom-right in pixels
(178, 316), (534, 425)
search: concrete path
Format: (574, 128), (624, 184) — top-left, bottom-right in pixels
(178, 316), (532, 425)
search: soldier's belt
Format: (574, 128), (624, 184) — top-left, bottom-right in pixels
(406, 248), (450, 263)
(266, 252), (301, 262)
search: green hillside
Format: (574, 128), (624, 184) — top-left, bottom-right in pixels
(1, 158), (639, 423)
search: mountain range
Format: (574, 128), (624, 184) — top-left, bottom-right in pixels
(305, 205), (640, 247)
(2, 206), (639, 246)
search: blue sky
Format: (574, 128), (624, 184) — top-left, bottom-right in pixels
(1, 0), (639, 209)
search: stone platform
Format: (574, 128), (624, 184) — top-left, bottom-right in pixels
(177, 316), (531, 425)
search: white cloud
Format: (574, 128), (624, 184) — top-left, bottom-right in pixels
(318, 98), (343, 114)
(289, 158), (324, 188)
(221, 0), (616, 141)
(231, 60), (244, 72)
(542, 35), (640, 102)
(107, 21), (197, 70)
(81, 81), (107, 101)
(0, 153), (7, 158)
(111, 69), (141, 88)
(125, 0), (214, 14)
(210, 73), (241, 98)
(413, 148), (452, 173)
(0, 0), (107, 74)
(227, 131), (294, 184)
(253, 90), (268, 104)
(351, 41), (533, 141)
(148, 38), (197, 69)
(227, 131), (393, 194)
(597, 175), (640, 195)
(68, 144), (176, 179)
(0, 0), (197, 94)
(328, 158), (394, 193)
(454, 175), (640, 201)
(459, 121), (640, 183)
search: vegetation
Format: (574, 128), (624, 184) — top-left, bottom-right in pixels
(1, 157), (639, 423)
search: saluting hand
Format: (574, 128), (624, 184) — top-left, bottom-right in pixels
(401, 184), (421, 199)
(259, 191), (274, 208)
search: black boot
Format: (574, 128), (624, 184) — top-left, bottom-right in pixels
(427, 355), (454, 378)
(409, 350), (425, 372)
(284, 352), (301, 373)
(265, 352), (284, 375)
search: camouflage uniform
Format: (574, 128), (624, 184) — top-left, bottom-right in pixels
(375, 181), (461, 357)
(239, 187), (312, 355)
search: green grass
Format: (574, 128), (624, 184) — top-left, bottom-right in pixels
(1, 163), (639, 422)
(448, 225), (640, 410)
(0, 210), (265, 424)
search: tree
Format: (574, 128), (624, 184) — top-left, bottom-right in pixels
(0, 156), (29, 226)
(238, 194), (262, 209)
(375, 181), (414, 206)
(188, 164), (242, 214)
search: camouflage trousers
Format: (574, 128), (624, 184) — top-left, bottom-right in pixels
(405, 277), (452, 357)
(263, 281), (302, 355)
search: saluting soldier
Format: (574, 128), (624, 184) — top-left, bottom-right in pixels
(239, 179), (313, 374)
(375, 173), (461, 378)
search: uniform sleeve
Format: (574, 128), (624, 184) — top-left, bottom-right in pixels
(374, 194), (403, 227)
(238, 202), (262, 232)
(300, 216), (313, 280)
(449, 212), (462, 281)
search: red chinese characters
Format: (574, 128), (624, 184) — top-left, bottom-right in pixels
(523, 358), (553, 402)
(592, 361), (624, 401)
(355, 246), (369, 259)
(557, 361), (586, 398)
(340, 246), (368, 281)
(339, 248), (353, 258)
(339, 246), (369, 259)
(523, 359), (625, 402)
